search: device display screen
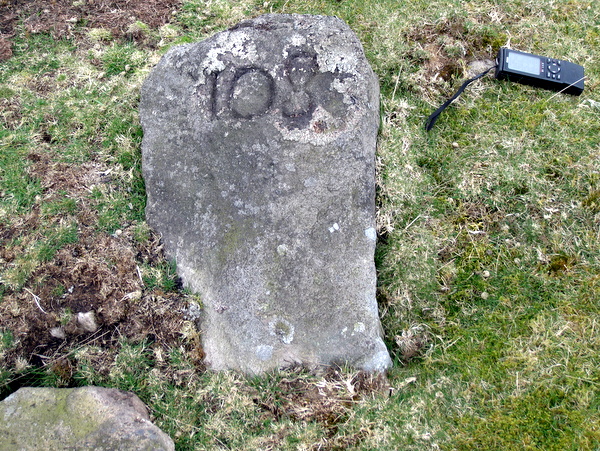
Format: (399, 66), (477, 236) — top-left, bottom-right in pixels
(507, 51), (541, 75)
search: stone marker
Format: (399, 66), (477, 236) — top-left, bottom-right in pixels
(140, 14), (391, 373)
(0, 387), (175, 450)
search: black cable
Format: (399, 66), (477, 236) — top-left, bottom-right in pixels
(425, 65), (497, 132)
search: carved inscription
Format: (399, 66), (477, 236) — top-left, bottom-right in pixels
(282, 51), (318, 120)
(207, 67), (276, 120)
(199, 49), (351, 128)
(230, 68), (274, 119)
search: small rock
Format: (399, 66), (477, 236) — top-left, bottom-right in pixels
(124, 290), (143, 301)
(466, 59), (495, 78)
(50, 327), (66, 340)
(77, 311), (98, 332)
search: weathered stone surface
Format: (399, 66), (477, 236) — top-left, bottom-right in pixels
(140, 14), (391, 373)
(0, 386), (175, 450)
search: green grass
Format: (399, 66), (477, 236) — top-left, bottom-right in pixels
(1, 0), (599, 449)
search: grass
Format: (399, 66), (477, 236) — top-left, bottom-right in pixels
(1, 0), (599, 449)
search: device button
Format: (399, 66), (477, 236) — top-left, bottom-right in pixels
(548, 62), (560, 74)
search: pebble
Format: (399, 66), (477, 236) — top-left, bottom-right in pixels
(77, 311), (98, 333)
(50, 327), (66, 340)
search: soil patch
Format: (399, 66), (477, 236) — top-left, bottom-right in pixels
(0, 149), (192, 396)
(1, 0), (181, 43)
(0, 0), (189, 388)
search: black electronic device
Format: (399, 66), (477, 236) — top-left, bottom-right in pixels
(495, 47), (584, 95)
(425, 47), (586, 131)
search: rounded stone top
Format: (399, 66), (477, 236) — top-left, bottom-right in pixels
(141, 14), (379, 146)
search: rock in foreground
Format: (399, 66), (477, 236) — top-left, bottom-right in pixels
(0, 386), (174, 450)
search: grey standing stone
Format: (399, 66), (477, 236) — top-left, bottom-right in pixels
(140, 14), (391, 373)
(0, 387), (175, 450)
